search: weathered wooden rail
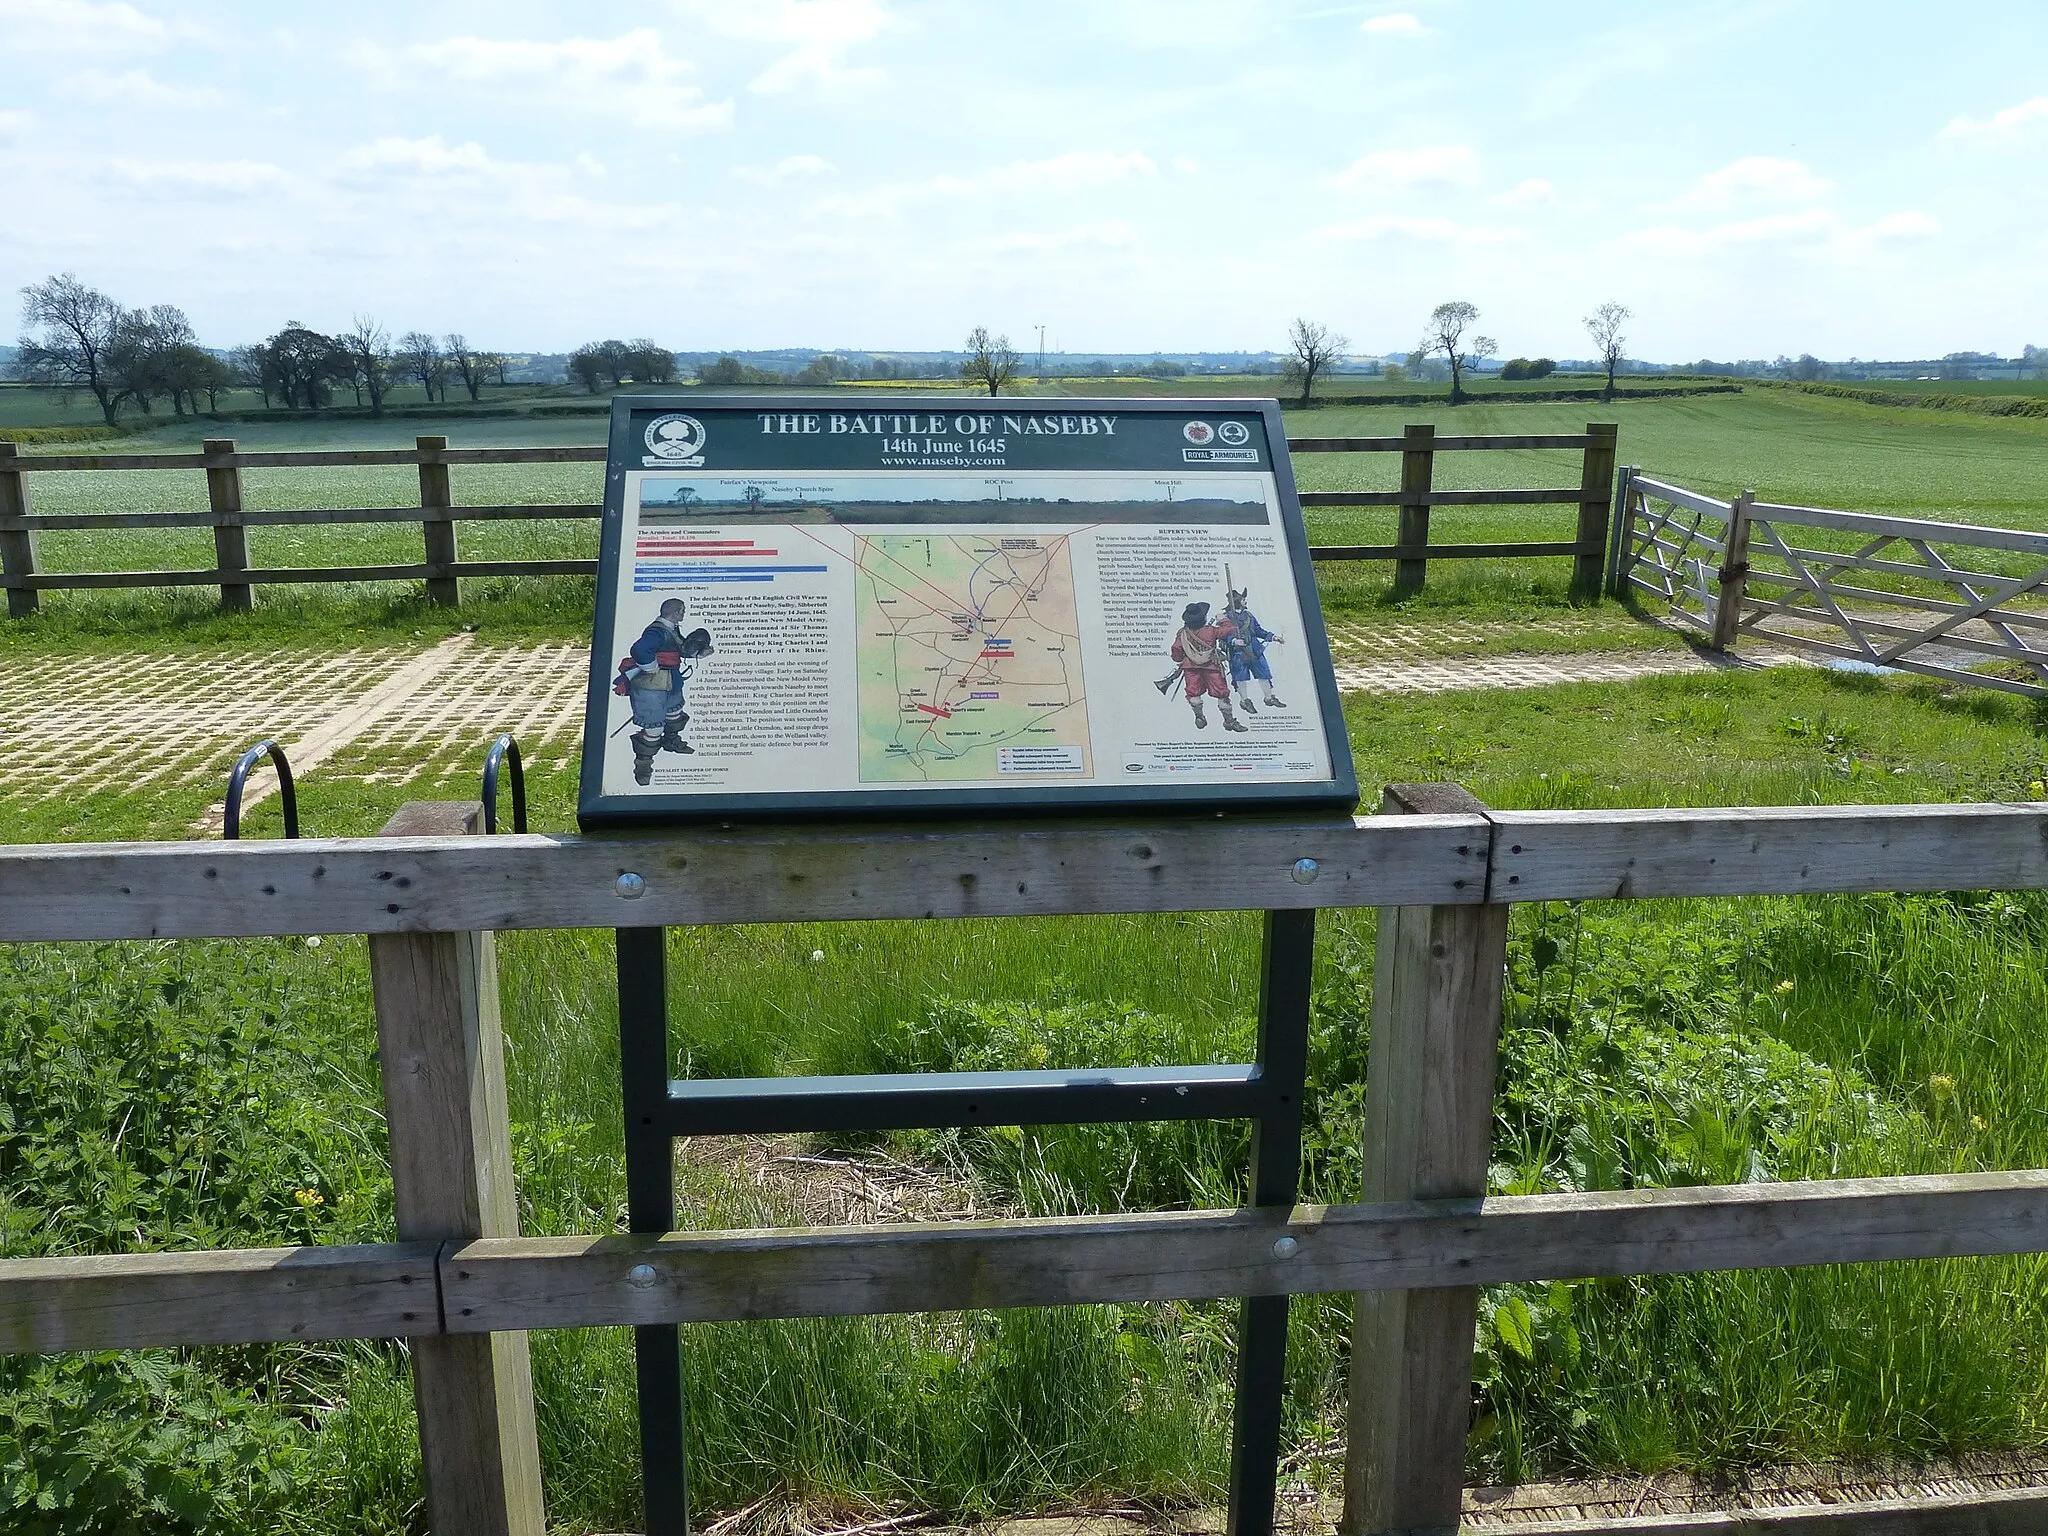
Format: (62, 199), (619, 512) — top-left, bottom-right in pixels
(1609, 471), (2048, 693)
(4, 795), (2047, 1535)
(0, 425), (1620, 616)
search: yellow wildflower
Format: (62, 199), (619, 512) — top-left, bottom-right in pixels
(293, 1187), (325, 1208)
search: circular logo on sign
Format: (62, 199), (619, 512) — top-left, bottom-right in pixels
(1182, 421), (1215, 445)
(645, 414), (707, 461)
(1218, 420), (1250, 446)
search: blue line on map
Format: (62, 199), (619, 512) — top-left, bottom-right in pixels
(633, 564), (828, 575)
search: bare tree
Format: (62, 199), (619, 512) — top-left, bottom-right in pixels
(341, 316), (394, 415)
(16, 273), (126, 424)
(1584, 301), (1632, 398)
(960, 326), (1019, 396)
(396, 331), (445, 402)
(1422, 301), (1480, 403)
(2023, 343), (2043, 381)
(1468, 334), (1499, 381)
(476, 351), (508, 388)
(112, 304), (208, 415)
(229, 344), (270, 408)
(1283, 318), (1348, 406)
(445, 333), (484, 401)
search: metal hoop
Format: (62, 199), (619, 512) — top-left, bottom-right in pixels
(482, 733), (527, 834)
(223, 740), (299, 840)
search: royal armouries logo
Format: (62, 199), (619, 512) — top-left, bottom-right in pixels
(1182, 420), (1215, 445)
(644, 413), (707, 466)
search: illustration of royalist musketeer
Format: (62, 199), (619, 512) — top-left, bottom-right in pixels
(614, 597), (714, 785)
(1163, 601), (1247, 733)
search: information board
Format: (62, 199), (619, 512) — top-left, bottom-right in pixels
(577, 395), (1356, 825)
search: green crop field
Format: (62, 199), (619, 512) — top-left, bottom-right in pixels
(7, 382), (2048, 647)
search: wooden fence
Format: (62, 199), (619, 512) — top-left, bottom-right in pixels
(0, 425), (1619, 617)
(1287, 422), (1618, 596)
(6, 794), (2048, 1535)
(1610, 471), (2048, 695)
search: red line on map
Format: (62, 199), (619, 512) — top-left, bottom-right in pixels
(916, 704), (952, 718)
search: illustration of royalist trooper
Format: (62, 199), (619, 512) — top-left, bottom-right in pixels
(614, 597), (714, 785)
(1221, 587), (1286, 714)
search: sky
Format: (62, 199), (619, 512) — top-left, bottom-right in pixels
(2, 0), (2044, 360)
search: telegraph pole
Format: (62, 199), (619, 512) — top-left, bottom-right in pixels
(1036, 325), (1046, 383)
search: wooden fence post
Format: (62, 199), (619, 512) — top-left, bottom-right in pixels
(1710, 490), (1754, 652)
(368, 801), (545, 1536)
(204, 438), (251, 612)
(1604, 465), (1638, 599)
(1394, 424), (1436, 595)
(0, 442), (37, 619)
(1342, 782), (1508, 1536)
(1574, 423), (1619, 601)
(418, 435), (459, 607)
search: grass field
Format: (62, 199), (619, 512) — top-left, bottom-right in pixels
(7, 664), (2048, 1533)
(7, 382), (2048, 649)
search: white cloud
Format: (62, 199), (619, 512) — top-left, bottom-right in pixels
(1310, 214), (1521, 246)
(1938, 96), (2048, 149)
(1360, 12), (1424, 35)
(1171, 155), (1200, 175)
(1333, 144), (1480, 191)
(1665, 156), (1833, 213)
(101, 157), (292, 195)
(1861, 210), (1941, 242)
(0, 108), (31, 138)
(734, 153), (836, 183)
(825, 149), (1158, 216)
(1624, 207), (1939, 259)
(964, 220), (1139, 256)
(64, 67), (226, 108)
(365, 30), (732, 131)
(1494, 177), (1556, 207)
(336, 136), (494, 177)
(687, 0), (894, 93)
(0, 0), (170, 50)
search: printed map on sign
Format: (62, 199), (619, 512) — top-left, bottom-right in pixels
(854, 533), (1091, 781)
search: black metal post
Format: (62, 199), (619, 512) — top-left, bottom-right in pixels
(1225, 908), (1316, 1536)
(618, 926), (689, 1536)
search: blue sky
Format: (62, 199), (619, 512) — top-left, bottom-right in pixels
(2, 0), (2043, 359)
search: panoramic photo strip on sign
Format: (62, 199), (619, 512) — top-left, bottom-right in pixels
(577, 396), (1356, 824)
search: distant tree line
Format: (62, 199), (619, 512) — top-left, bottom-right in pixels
(13, 272), (511, 422)
(567, 339), (679, 392)
(693, 352), (958, 387)
(230, 323), (506, 414)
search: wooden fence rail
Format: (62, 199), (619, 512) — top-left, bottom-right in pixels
(5, 796), (2048, 1536)
(1610, 472), (2048, 695)
(0, 425), (1620, 613)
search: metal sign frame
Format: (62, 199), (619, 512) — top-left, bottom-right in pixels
(578, 394), (1356, 826)
(615, 910), (1315, 1536)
